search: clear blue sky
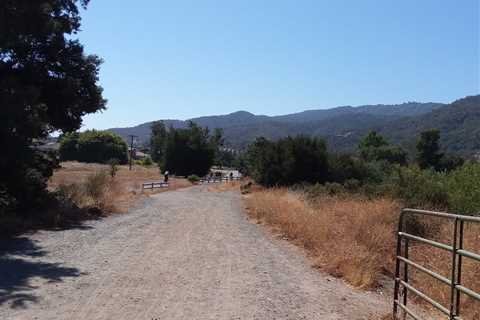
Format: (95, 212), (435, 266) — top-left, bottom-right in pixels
(79, 0), (479, 130)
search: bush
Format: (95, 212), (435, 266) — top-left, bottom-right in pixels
(328, 154), (386, 184)
(388, 166), (449, 210)
(59, 130), (128, 164)
(83, 171), (110, 208)
(135, 156), (154, 166)
(359, 131), (407, 165)
(446, 162), (480, 215)
(187, 174), (200, 184)
(107, 158), (120, 178)
(247, 136), (329, 186)
(142, 156), (153, 166)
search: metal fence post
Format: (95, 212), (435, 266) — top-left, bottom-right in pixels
(449, 218), (458, 319)
(403, 238), (409, 320)
(393, 210), (405, 318)
(455, 220), (464, 317)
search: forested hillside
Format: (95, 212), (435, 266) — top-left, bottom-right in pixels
(109, 96), (478, 156)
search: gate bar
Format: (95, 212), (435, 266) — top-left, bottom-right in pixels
(397, 279), (450, 315)
(393, 209), (480, 320)
(398, 232), (453, 251)
(397, 256), (451, 285)
(395, 301), (421, 320)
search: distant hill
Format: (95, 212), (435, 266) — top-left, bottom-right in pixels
(108, 96), (479, 157)
(382, 95), (480, 156)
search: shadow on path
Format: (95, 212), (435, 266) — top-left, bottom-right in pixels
(0, 236), (82, 309)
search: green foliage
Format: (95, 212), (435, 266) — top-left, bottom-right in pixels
(163, 122), (220, 176)
(328, 154), (376, 184)
(141, 156), (153, 166)
(247, 136), (329, 186)
(359, 131), (407, 165)
(134, 156), (153, 166)
(359, 131), (388, 150)
(215, 149), (238, 168)
(0, 1), (105, 216)
(438, 154), (465, 172)
(187, 175), (200, 184)
(416, 129), (443, 170)
(446, 163), (480, 215)
(388, 166), (449, 209)
(245, 130), (476, 215)
(150, 121), (167, 164)
(59, 130), (128, 164)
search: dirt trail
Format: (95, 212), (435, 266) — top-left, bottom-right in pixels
(0, 186), (391, 320)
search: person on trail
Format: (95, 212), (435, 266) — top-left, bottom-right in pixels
(164, 171), (169, 183)
(229, 172), (234, 181)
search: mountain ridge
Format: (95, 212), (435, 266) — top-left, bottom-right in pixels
(108, 96), (479, 156)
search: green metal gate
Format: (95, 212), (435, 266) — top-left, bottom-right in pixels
(393, 208), (480, 320)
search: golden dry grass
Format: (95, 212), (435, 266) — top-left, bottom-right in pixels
(245, 188), (480, 319)
(207, 180), (243, 192)
(49, 161), (192, 213)
(245, 188), (400, 288)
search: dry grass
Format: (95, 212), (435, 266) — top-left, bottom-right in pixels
(49, 161), (191, 213)
(245, 188), (480, 319)
(207, 180), (243, 192)
(245, 188), (400, 288)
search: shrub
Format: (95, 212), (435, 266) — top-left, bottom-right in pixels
(134, 156), (154, 166)
(388, 166), (449, 210)
(59, 130), (128, 164)
(446, 162), (480, 215)
(247, 136), (329, 186)
(359, 131), (407, 165)
(142, 156), (153, 166)
(107, 158), (120, 178)
(327, 154), (387, 184)
(83, 171), (110, 208)
(343, 179), (361, 192)
(187, 174), (200, 184)
(56, 183), (85, 206)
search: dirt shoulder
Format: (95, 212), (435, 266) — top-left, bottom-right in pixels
(1, 186), (391, 320)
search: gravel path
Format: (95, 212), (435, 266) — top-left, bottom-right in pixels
(0, 186), (390, 320)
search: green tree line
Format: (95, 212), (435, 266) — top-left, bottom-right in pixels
(243, 129), (478, 215)
(59, 130), (129, 164)
(150, 121), (224, 176)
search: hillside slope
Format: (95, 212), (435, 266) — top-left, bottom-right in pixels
(108, 97), (478, 156)
(109, 102), (443, 145)
(382, 95), (480, 156)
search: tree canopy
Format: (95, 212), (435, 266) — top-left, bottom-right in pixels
(246, 136), (329, 186)
(152, 122), (221, 176)
(359, 131), (407, 165)
(0, 0), (105, 214)
(416, 129), (443, 170)
(59, 130), (128, 164)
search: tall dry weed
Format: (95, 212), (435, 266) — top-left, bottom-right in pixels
(245, 189), (480, 319)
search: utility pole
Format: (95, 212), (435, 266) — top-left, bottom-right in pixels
(128, 135), (137, 171)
